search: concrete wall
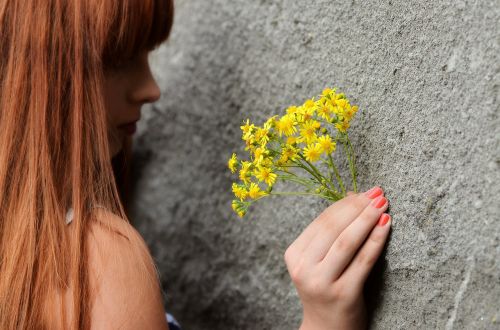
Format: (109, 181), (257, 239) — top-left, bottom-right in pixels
(129, 1), (500, 329)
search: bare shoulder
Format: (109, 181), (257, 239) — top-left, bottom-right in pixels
(87, 208), (169, 330)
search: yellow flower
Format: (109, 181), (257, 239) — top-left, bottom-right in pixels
(240, 119), (254, 136)
(228, 153), (238, 173)
(254, 127), (270, 145)
(343, 104), (358, 121)
(328, 90), (341, 101)
(239, 161), (252, 184)
(248, 182), (268, 199)
(300, 100), (317, 122)
(244, 139), (252, 151)
(253, 147), (269, 164)
(242, 131), (255, 142)
(331, 104), (342, 116)
(255, 166), (277, 186)
(299, 120), (321, 144)
(229, 88), (361, 218)
(276, 156), (287, 166)
(242, 124), (256, 150)
(232, 183), (248, 201)
(286, 106), (299, 115)
(278, 144), (299, 165)
(231, 200), (247, 218)
(285, 144), (299, 159)
(335, 99), (347, 109)
(286, 136), (299, 145)
(303, 143), (322, 162)
(317, 135), (336, 154)
(231, 200), (238, 212)
(264, 115), (277, 129)
(335, 120), (350, 133)
(321, 88), (334, 97)
(303, 99), (316, 110)
(316, 100), (332, 121)
(260, 157), (274, 168)
(276, 114), (297, 137)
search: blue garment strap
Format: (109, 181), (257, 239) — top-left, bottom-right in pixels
(166, 312), (182, 330)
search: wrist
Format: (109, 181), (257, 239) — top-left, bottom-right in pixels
(299, 303), (367, 330)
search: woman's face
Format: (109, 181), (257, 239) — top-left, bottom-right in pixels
(103, 50), (161, 158)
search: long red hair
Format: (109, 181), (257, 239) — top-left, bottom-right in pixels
(0, 0), (173, 328)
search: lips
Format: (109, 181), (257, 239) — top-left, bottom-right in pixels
(118, 120), (138, 135)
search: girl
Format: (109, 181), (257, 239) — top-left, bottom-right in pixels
(0, 0), (391, 329)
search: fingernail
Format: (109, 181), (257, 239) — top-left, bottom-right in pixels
(378, 213), (391, 226)
(364, 186), (383, 199)
(371, 196), (387, 208)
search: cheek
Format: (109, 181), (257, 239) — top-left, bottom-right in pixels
(103, 81), (127, 150)
(107, 125), (125, 154)
(103, 78), (128, 126)
(105, 95), (122, 126)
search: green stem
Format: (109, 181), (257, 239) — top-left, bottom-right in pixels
(278, 165), (342, 200)
(346, 136), (358, 192)
(328, 153), (346, 195)
(297, 154), (328, 184)
(322, 158), (339, 192)
(291, 158), (324, 185)
(277, 173), (316, 189)
(252, 191), (336, 203)
(341, 135), (357, 193)
(277, 164), (307, 171)
(273, 191), (332, 198)
(316, 117), (339, 127)
(299, 155), (341, 196)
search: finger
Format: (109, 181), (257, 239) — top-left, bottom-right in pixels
(299, 187), (384, 266)
(285, 193), (365, 266)
(346, 191), (355, 196)
(320, 195), (389, 281)
(340, 213), (391, 291)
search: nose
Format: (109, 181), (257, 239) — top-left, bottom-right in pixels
(143, 78), (161, 104)
(130, 66), (162, 105)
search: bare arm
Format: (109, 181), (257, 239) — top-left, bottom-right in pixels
(87, 209), (170, 330)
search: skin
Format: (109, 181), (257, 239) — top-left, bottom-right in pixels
(96, 49), (170, 329)
(285, 188), (391, 329)
(102, 50), (391, 329)
(104, 49), (161, 158)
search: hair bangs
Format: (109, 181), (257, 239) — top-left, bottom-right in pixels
(102, 0), (174, 68)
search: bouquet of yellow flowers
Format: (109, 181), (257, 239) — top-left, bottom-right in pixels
(228, 87), (359, 218)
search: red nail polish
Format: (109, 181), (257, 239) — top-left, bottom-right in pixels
(364, 186), (383, 199)
(371, 196), (387, 208)
(378, 213), (390, 226)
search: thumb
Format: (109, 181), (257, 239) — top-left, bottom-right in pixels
(346, 191), (355, 196)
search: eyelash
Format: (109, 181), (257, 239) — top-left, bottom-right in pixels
(105, 57), (135, 72)
(104, 51), (149, 72)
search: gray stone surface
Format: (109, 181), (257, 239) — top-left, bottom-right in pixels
(129, 0), (500, 329)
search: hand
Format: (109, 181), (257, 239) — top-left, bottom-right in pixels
(283, 187), (391, 330)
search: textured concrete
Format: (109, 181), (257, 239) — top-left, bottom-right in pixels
(129, 1), (500, 329)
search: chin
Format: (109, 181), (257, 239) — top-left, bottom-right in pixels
(110, 144), (123, 159)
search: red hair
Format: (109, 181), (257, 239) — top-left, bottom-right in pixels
(0, 0), (173, 328)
